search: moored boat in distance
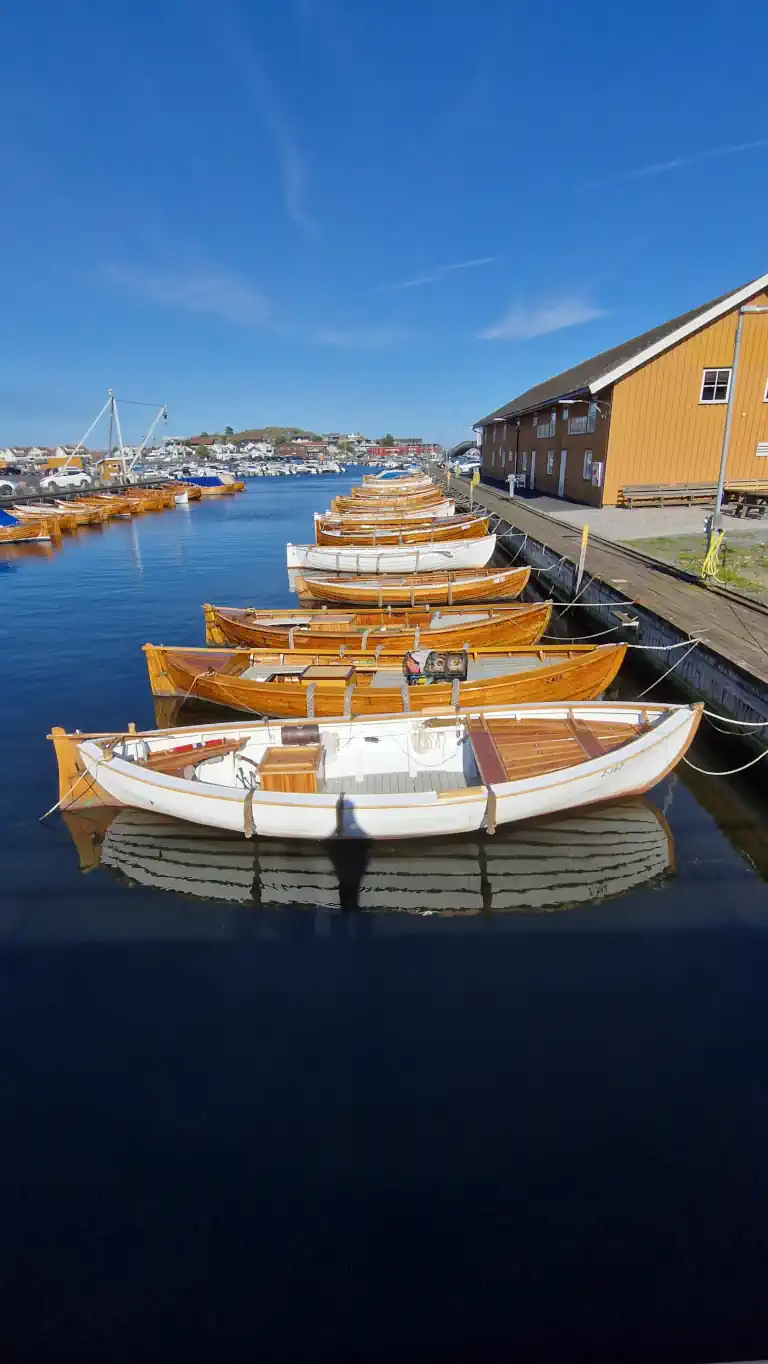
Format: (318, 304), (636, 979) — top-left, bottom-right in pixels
(286, 534), (497, 573)
(319, 498), (456, 522)
(203, 600), (552, 651)
(11, 504), (81, 533)
(48, 701), (703, 840)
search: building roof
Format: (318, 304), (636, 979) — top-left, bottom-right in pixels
(476, 270), (768, 425)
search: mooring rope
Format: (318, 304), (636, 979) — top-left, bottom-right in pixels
(683, 749), (768, 776)
(635, 640), (701, 697)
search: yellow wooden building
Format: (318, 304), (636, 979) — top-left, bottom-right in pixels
(476, 272), (768, 507)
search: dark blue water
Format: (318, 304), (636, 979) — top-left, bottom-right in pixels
(2, 476), (768, 1363)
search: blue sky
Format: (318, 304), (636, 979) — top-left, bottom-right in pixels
(2, 0), (768, 447)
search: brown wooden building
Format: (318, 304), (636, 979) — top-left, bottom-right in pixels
(476, 272), (768, 507)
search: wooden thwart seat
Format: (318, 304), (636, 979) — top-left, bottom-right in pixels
(139, 738), (246, 775)
(467, 714), (644, 784)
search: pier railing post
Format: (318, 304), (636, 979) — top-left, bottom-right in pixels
(575, 525), (589, 594)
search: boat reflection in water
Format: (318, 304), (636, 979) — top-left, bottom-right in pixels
(62, 801), (673, 917)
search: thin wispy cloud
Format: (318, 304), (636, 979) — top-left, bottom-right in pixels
(100, 264), (270, 327)
(478, 297), (607, 342)
(214, 5), (315, 234)
(380, 257), (496, 292)
(315, 325), (408, 349)
(585, 139), (768, 189)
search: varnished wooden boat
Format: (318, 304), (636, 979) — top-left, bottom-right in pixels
(55, 500), (111, 525)
(319, 500), (455, 523)
(296, 564), (529, 606)
(0, 520), (60, 545)
(362, 473), (432, 488)
(11, 504), (80, 533)
(121, 488), (175, 510)
(315, 515), (490, 546)
(144, 642), (627, 720)
(48, 702), (703, 839)
(203, 601), (552, 651)
(64, 800), (671, 916)
(70, 496), (132, 519)
(287, 535), (496, 572)
(91, 495), (137, 516)
(331, 489), (444, 514)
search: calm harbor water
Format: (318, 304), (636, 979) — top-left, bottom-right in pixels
(2, 474), (768, 1362)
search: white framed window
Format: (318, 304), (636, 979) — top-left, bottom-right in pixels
(532, 414), (538, 428)
(591, 461), (603, 488)
(583, 450), (593, 480)
(491, 449), (495, 466)
(536, 411), (556, 438)
(700, 368), (731, 403)
(561, 407), (569, 421)
(546, 450), (554, 474)
(500, 449), (506, 467)
(521, 452), (528, 472)
(757, 442), (768, 456)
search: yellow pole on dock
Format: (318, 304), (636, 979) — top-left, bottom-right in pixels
(575, 524), (589, 593)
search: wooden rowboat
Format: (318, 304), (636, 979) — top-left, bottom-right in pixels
(319, 499), (455, 523)
(63, 799), (672, 916)
(331, 490), (444, 514)
(11, 504), (81, 533)
(0, 520), (60, 545)
(48, 702), (702, 839)
(55, 500), (111, 525)
(203, 601), (552, 651)
(143, 642), (627, 721)
(286, 535), (496, 573)
(362, 473), (432, 487)
(295, 565), (529, 606)
(314, 515), (490, 546)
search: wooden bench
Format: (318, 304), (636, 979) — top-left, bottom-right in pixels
(723, 481), (768, 518)
(617, 483), (717, 509)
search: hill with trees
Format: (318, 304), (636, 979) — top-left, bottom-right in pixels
(184, 426), (321, 446)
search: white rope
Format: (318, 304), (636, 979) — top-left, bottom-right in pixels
(683, 749), (768, 776)
(702, 708), (768, 728)
(635, 640), (700, 697)
(560, 572), (596, 611)
(544, 623), (621, 642)
(501, 533), (528, 564)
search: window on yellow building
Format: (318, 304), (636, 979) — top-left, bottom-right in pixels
(700, 368), (731, 403)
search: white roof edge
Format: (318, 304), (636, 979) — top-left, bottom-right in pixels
(590, 271), (768, 394)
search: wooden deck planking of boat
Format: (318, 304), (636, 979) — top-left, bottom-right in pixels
(143, 641), (627, 721)
(203, 601), (553, 651)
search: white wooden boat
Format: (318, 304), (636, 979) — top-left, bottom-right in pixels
(81, 800), (673, 914)
(50, 702), (702, 841)
(286, 535), (496, 572)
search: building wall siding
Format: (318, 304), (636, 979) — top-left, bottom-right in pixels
(603, 296), (768, 503)
(481, 406), (610, 506)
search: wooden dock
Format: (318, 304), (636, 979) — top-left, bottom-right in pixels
(446, 475), (768, 737)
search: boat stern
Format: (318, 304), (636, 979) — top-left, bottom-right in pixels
(48, 727), (121, 810)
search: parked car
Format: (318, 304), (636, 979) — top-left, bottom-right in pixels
(0, 464), (34, 497)
(39, 468), (92, 491)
